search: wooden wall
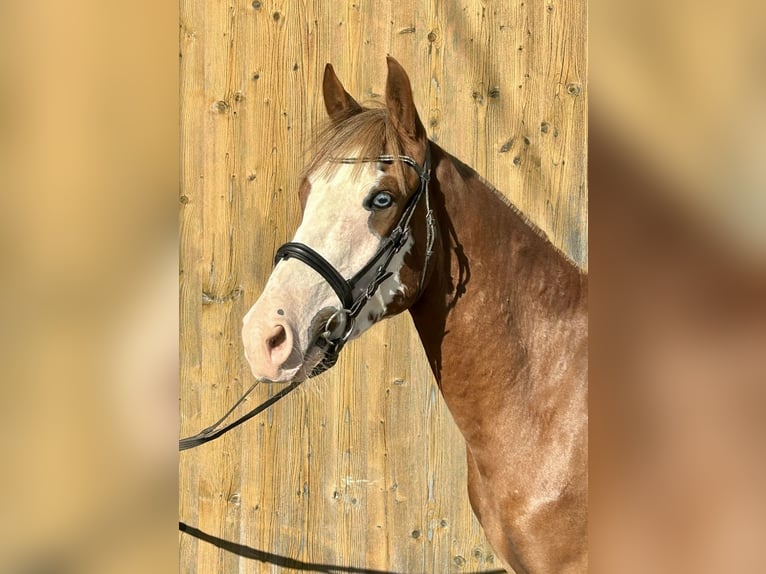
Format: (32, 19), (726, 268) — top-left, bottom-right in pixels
(179, 1), (586, 573)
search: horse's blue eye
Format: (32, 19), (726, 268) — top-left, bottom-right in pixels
(371, 192), (394, 209)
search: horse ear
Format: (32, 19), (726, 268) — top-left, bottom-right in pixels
(385, 56), (426, 142)
(322, 64), (362, 122)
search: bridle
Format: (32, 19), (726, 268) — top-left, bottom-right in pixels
(179, 144), (435, 450)
(274, 144), (434, 377)
(179, 140), (443, 562)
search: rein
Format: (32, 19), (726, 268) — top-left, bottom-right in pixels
(179, 146), (434, 451)
(179, 380), (302, 451)
(274, 146), (434, 377)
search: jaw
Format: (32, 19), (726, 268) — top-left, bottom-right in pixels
(344, 233), (416, 339)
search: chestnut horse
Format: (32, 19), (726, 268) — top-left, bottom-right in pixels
(242, 57), (587, 574)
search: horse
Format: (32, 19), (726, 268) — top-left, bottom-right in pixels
(241, 57), (588, 574)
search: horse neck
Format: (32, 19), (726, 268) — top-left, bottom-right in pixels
(409, 144), (587, 432)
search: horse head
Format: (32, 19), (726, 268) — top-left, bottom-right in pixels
(242, 57), (434, 383)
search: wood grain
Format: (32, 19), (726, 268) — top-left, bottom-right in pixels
(180, 1), (586, 572)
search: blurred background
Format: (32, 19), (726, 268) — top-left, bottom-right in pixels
(0, 1), (177, 573)
(0, 0), (763, 573)
(590, 0), (766, 571)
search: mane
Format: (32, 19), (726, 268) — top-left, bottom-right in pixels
(302, 106), (408, 192)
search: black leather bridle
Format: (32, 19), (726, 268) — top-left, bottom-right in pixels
(179, 147), (437, 554)
(179, 147), (434, 451)
(274, 145), (435, 377)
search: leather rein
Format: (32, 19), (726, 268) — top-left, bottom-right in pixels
(179, 146), (434, 451)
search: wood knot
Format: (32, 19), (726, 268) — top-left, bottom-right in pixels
(566, 83), (582, 96)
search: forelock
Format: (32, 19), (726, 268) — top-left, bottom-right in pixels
(301, 106), (407, 193)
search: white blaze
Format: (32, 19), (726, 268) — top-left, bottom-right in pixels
(242, 151), (411, 381)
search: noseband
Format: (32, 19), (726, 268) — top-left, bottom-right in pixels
(274, 145), (434, 377)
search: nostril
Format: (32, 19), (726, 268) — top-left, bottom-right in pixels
(267, 325), (287, 350)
